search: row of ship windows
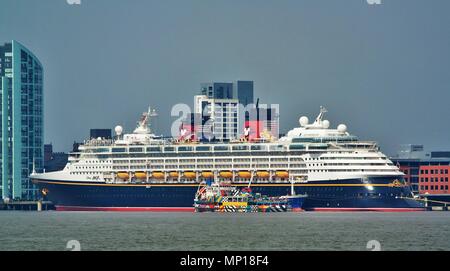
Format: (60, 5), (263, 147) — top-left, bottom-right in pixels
(86, 146), (380, 154)
(305, 157), (385, 161)
(79, 155), (385, 164)
(79, 160), (304, 166)
(97, 162), (391, 168)
(326, 169), (398, 172)
(77, 162), (304, 167)
(70, 172), (101, 175)
(80, 152), (380, 160)
(82, 158), (297, 163)
(74, 166), (111, 170)
(77, 157), (386, 166)
(83, 159), (278, 163)
(84, 160), (111, 164)
(322, 163), (391, 166)
(117, 165), (305, 169)
(76, 162), (393, 169)
(70, 169), (397, 175)
(314, 156), (388, 160)
(303, 169), (395, 173)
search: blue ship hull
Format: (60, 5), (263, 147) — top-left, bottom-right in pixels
(32, 176), (425, 211)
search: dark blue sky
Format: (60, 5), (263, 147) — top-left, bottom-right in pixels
(1, 0), (449, 155)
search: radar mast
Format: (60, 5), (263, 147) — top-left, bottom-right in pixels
(314, 106), (328, 124)
(133, 106), (157, 134)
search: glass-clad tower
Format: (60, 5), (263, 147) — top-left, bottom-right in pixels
(0, 40), (44, 201)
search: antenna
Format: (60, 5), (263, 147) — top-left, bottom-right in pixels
(132, 106), (156, 134)
(256, 98), (260, 138)
(150, 108), (158, 117)
(315, 106), (328, 123)
(149, 108), (158, 132)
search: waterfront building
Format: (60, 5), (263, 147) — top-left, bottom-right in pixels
(200, 82), (233, 99)
(418, 165), (449, 196)
(194, 80), (255, 141)
(44, 152), (68, 173)
(201, 80), (254, 106)
(44, 143), (68, 172)
(44, 144), (53, 162)
(0, 40), (44, 201)
(391, 145), (450, 198)
(390, 144), (427, 193)
(194, 95), (239, 141)
(233, 80), (254, 106)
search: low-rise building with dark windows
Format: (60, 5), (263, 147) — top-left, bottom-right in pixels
(391, 146), (450, 204)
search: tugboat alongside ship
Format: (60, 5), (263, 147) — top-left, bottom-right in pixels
(194, 177), (307, 212)
(30, 106), (426, 212)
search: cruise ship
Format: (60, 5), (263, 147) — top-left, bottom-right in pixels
(31, 107), (425, 211)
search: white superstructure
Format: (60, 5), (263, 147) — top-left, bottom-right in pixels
(32, 107), (402, 184)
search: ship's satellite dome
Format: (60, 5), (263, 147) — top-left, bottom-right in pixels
(337, 124), (347, 133)
(115, 125), (123, 136)
(299, 116), (309, 127)
(322, 120), (330, 129)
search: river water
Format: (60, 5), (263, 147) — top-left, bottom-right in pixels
(0, 211), (448, 251)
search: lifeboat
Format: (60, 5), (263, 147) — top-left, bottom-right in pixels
(238, 171), (252, 178)
(152, 172), (165, 179)
(219, 171), (233, 179)
(117, 172), (130, 179)
(256, 171), (270, 178)
(183, 171), (196, 179)
(201, 171), (214, 178)
(134, 172), (147, 179)
(169, 172), (179, 178)
(275, 171), (289, 178)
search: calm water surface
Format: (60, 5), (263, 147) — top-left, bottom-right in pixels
(0, 211), (449, 251)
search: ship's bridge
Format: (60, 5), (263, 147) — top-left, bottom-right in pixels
(281, 106), (355, 142)
(112, 107), (164, 145)
(279, 107), (379, 151)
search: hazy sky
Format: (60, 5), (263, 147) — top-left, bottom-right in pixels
(1, 0), (449, 155)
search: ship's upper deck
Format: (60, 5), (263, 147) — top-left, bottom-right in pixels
(75, 106), (378, 157)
